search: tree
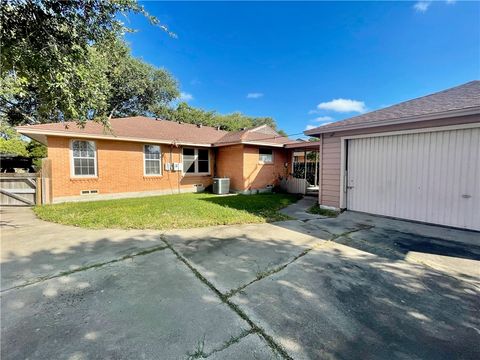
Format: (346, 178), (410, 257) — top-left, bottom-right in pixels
(0, 0), (175, 126)
(89, 38), (179, 121)
(0, 121), (28, 156)
(26, 140), (47, 167)
(154, 102), (287, 133)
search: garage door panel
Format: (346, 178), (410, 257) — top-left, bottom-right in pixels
(347, 127), (480, 230)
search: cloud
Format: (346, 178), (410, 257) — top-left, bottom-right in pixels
(305, 125), (317, 131)
(313, 116), (334, 123)
(317, 98), (367, 113)
(179, 92), (193, 101)
(414, 1), (431, 12)
(246, 93), (264, 99)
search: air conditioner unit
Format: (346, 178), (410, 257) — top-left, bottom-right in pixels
(173, 163), (183, 171)
(165, 163), (171, 171)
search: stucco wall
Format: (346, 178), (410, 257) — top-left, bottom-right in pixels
(46, 136), (213, 202)
(318, 114), (480, 208)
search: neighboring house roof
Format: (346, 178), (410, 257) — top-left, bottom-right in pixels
(16, 116), (299, 148)
(214, 124), (297, 147)
(305, 80), (480, 135)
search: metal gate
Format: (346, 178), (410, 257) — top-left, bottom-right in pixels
(0, 174), (37, 206)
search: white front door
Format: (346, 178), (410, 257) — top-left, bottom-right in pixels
(346, 127), (480, 230)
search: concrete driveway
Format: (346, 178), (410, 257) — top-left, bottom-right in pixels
(1, 206), (479, 359)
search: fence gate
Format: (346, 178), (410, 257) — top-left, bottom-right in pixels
(0, 173), (38, 206)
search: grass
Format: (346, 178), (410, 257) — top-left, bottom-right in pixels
(34, 193), (299, 230)
(307, 203), (339, 217)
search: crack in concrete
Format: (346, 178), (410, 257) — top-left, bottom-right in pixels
(225, 225), (376, 298)
(1, 244), (168, 293)
(225, 247), (313, 298)
(161, 236), (293, 360)
(187, 328), (256, 359)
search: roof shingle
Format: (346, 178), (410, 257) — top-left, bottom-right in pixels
(305, 80), (480, 134)
(17, 116), (299, 147)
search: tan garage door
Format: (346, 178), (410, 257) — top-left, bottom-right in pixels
(346, 127), (480, 230)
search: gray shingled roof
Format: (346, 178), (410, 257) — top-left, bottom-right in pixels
(305, 80), (480, 134)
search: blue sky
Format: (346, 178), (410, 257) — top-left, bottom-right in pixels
(125, 1), (479, 137)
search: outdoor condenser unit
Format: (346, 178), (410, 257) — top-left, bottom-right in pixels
(213, 178), (230, 195)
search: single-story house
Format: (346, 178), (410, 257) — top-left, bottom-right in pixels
(305, 80), (480, 231)
(16, 118), (302, 203)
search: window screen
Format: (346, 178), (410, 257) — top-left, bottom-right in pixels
(72, 140), (96, 176)
(183, 148), (196, 173)
(259, 148), (273, 163)
(144, 145), (161, 175)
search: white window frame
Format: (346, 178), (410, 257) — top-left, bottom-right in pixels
(259, 148), (274, 164)
(70, 139), (97, 178)
(143, 144), (162, 176)
(182, 148), (210, 175)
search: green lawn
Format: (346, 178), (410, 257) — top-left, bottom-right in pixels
(34, 193), (299, 230)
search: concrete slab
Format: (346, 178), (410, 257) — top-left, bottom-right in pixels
(279, 197), (326, 221)
(164, 222), (326, 294)
(208, 333), (281, 360)
(405, 252), (480, 286)
(1, 250), (250, 360)
(1, 207), (164, 291)
(320, 211), (480, 283)
(231, 242), (480, 360)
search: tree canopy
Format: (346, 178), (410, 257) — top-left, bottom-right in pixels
(0, 0), (176, 126)
(0, 0), (287, 135)
(155, 102), (287, 134)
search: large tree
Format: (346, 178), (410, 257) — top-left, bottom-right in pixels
(155, 102), (287, 134)
(0, 0), (177, 126)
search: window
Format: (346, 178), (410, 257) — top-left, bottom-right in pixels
(144, 145), (161, 175)
(71, 140), (96, 176)
(259, 148), (273, 164)
(182, 148), (210, 174)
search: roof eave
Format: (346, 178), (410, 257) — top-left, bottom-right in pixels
(304, 106), (480, 135)
(15, 128), (215, 147)
(213, 140), (294, 148)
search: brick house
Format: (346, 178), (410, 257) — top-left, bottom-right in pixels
(17, 117), (306, 203)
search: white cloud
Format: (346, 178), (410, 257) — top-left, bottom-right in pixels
(179, 92), (193, 101)
(305, 125), (317, 131)
(414, 1), (431, 12)
(308, 109), (319, 115)
(313, 116), (334, 123)
(317, 98), (367, 113)
(246, 93), (264, 99)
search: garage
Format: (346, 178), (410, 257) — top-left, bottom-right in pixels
(304, 80), (480, 231)
(346, 126), (480, 230)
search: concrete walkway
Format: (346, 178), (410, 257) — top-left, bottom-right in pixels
(1, 206), (479, 359)
(279, 196), (326, 221)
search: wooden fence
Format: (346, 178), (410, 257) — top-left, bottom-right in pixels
(0, 173), (38, 206)
(280, 176), (308, 194)
(0, 159), (52, 206)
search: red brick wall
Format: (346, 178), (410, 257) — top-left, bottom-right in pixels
(243, 145), (289, 190)
(215, 145), (245, 190)
(46, 136), (213, 200)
